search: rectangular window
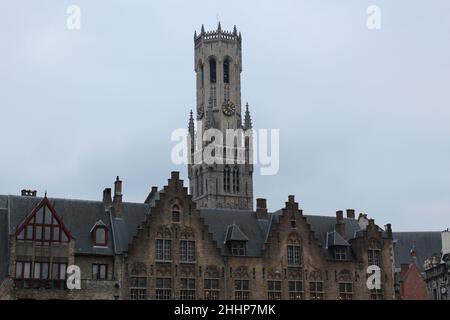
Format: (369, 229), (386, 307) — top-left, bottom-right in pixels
(231, 242), (246, 256)
(15, 262), (23, 279)
(339, 282), (353, 300)
(288, 281), (303, 300)
(44, 226), (51, 241)
(180, 240), (196, 262)
(310, 281), (324, 300)
(234, 280), (250, 300)
(23, 262), (32, 279)
(180, 278), (196, 300)
(370, 289), (383, 300)
(204, 278), (220, 300)
(92, 264), (108, 280)
(287, 245), (302, 266)
(33, 262), (41, 280)
(26, 226), (33, 240)
(156, 277), (172, 300)
(130, 276), (147, 300)
(368, 249), (381, 267)
(52, 263), (67, 280)
(267, 280), (282, 300)
(35, 226), (42, 240)
(41, 262), (49, 280)
(335, 247), (347, 261)
(156, 239), (172, 262)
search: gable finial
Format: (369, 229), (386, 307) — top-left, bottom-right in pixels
(45, 190), (47, 198)
(201, 24), (205, 34)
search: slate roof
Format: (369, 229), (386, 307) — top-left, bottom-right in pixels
(224, 224), (249, 243)
(302, 215), (363, 247)
(0, 192), (395, 270)
(393, 232), (442, 272)
(326, 231), (350, 248)
(200, 208), (268, 256)
(0, 195), (150, 256)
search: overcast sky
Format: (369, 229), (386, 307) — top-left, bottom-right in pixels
(1, 0), (449, 231)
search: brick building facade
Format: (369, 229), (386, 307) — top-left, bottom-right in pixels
(0, 24), (396, 300)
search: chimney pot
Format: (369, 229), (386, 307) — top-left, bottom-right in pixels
(336, 210), (344, 222)
(335, 210), (346, 239)
(346, 209), (355, 219)
(385, 223), (392, 237)
(103, 188), (112, 211)
(21, 189), (37, 197)
(288, 195), (295, 203)
(113, 177), (123, 218)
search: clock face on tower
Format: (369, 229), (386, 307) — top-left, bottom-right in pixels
(222, 101), (236, 116)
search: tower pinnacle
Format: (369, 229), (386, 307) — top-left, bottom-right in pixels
(188, 110), (194, 134)
(244, 102), (253, 130)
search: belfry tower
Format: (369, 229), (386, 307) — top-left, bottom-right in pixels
(188, 23), (254, 210)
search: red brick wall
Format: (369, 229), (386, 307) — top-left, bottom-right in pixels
(401, 264), (428, 300)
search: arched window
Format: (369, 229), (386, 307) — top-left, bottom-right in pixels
(224, 166), (231, 192)
(172, 205), (180, 223)
(209, 58), (217, 83)
(200, 63), (204, 88)
(233, 167), (240, 193)
(223, 59), (230, 84)
(93, 226), (108, 246)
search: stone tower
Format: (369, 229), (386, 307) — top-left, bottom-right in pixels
(188, 23), (254, 210)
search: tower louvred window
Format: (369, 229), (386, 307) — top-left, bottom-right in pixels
(223, 59), (230, 84)
(209, 58), (217, 83)
(15, 197), (71, 243)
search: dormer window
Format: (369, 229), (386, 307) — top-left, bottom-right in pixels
(224, 224), (249, 256)
(231, 241), (246, 256)
(15, 196), (71, 243)
(334, 247), (347, 261)
(91, 221), (108, 247)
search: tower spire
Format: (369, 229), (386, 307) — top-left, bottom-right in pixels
(244, 102), (253, 130)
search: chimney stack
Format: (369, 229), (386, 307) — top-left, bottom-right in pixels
(385, 223), (393, 238)
(103, 188), (112, 211)
(21, 189), (37, 197)
(114, 176), (123, 218)
(346, 209), (355, 219)
(335, 210), (346, 239)
(256, 198), (268, 220)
